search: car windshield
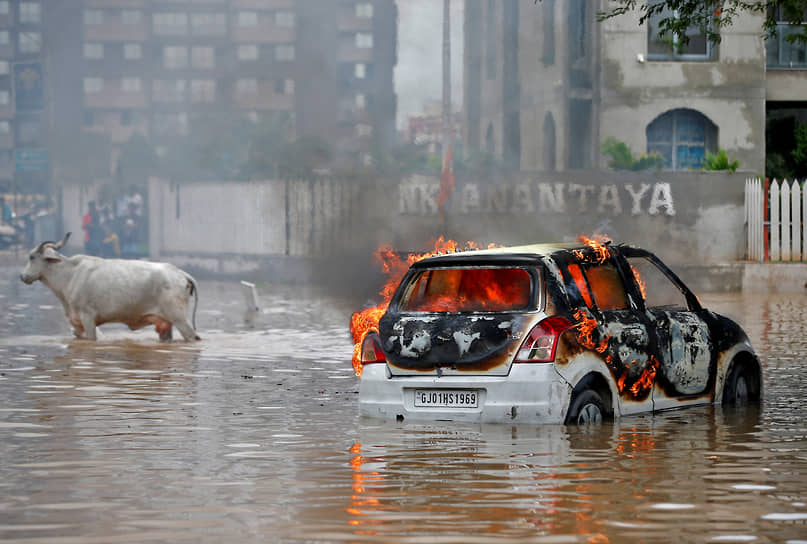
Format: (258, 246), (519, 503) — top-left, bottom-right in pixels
(398, 267), (533, 312)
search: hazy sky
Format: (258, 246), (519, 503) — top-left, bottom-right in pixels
(395, 0), (464, 129)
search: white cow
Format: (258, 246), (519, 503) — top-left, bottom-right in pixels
(20, 233), (200, 341)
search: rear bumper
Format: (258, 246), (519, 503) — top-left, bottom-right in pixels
(359, 363), (572, 424)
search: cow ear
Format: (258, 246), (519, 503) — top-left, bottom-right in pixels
(43, 248), (62, 264)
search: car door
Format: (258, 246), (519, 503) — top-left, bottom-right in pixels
(621, 249), (714, 411)
(554, 249), (655, 417)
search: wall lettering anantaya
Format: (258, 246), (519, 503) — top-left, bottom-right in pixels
(399, 182), (676, 217)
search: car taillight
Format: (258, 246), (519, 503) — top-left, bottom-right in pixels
(514, 316), (572, 363)
(360, 333), (386, 364)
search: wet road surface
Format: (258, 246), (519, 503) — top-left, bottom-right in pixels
(1, 268), (806, 543)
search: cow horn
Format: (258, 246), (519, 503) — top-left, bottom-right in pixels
(34, 240), (56, 253)
(53, 232), (71, 250)
(34, 233), (71, 254)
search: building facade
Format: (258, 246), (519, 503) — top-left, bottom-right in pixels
(1, 0), (398, 193)
(463, 0), (807, 175)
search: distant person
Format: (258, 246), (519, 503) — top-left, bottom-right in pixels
(119, 202), (140, 258)
(81, 201), (101, 255)
(101, 225), (120, 258)
(0, 196), (13, 225)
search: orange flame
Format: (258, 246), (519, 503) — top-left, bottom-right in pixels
(572, 309), (609, 353)
(630, 264), (647, 300)
(573, 234), (611, 263)
(350, 237), (500, 376)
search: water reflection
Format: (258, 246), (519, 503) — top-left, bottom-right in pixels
(0, 283), (805, 543)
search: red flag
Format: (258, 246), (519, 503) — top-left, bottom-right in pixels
(437, 143), (455, 221)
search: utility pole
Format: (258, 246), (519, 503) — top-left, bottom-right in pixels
(441, 0), (452, 166)
(438, 0), (455, 229)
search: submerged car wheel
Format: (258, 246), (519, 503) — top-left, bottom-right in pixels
(723, 361), (755, 405)
(565, 390), (606, 425)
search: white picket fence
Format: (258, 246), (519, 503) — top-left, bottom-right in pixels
(745, 178), (806, 261)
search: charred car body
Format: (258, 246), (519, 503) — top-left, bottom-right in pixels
(358, 242), (761, 424)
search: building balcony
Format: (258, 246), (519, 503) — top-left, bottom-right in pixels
(232, 86), (294, 111)
(84, 23), (148, 42)
(231, 25), (295, 44)
(766, 23), (807, 69)
(85, 0), (147, 7)
(84, 87), (148, 110)
(231, 0), (294, 8)
(337, 14), (373, 33)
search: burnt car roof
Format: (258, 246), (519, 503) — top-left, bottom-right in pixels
(411, 243), (589, 268)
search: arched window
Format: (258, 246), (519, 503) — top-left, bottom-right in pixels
(543, 112), (556, 172)
(646, 109), (717, 170)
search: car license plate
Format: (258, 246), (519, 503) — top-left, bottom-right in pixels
(414, 389), (479, 408)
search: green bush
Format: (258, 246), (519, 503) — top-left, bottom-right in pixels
(601, 137), (664, 171)
(701, 149), (740, 172)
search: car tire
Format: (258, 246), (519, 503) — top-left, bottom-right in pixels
(565, 389), (606, 425)
(723, 362), (753, 405)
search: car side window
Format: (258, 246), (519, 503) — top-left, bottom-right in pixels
(566, 263), (594, 308)
(627, 257), (689, 310)
(582, 263), (629, 310)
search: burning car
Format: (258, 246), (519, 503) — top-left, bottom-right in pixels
(355, 240), (761, 424)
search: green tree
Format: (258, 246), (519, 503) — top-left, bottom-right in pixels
(538, 1), (807, 45)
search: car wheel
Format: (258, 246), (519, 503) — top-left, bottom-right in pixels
(565, 389), (606, 425)
(723, 362), (752, 405)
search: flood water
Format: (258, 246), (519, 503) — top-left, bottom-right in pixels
(1, 268), (806, 543)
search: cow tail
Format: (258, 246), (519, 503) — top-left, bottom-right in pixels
(186, 274), (199, 330)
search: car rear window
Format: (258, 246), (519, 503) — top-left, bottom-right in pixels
(398, 267), (533, 312)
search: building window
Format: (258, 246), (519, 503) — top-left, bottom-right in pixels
(0, 2), (8, 15)
(356, 3), (373, 18)
(275, 44), (294, 61)
(236, 78), (258, 95)
(238, 11), (257, 27)
(121, 77), (141, 93)
(153, 112), (188, 136)
(18, 32), (41, 53)
(152, 79), (185, 102)
(238, 44), (258, 61)
(190, 79), (216, 103)
(275, 11), (294, 27)
(19, 2), (40, 24)
(163, 46), (188, 69)
(84, 9), (103, 25)
(356, 123), (372, 137)
(153, 12), (188, 35)
(0, 61), (8, 75)
(83, 43), (104, 59)
(121, 10), (142, 25)
(83, 77), (104, 93)
(355, 93), (366, 110)
(0, 90), (8, 105)
(124, 43), (142, 60)
(766, 5), (807, 67)
(0, 120), (8, 133)
(354, 63), (366, 79)
(647, 109), (717, 170)
(284, 78), (294, 95)
(356, 32), (373, 49)
(191, 46), (215, 68)
(191, 12), (226, 36)
(648, 7), (714, 61)
(0, 31), (8, 45)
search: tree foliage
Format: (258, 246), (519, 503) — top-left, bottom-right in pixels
(538, 1), (807, 45)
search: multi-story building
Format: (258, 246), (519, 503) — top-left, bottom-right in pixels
(4, 0), (398, 192)
(463, 0), (807, 175)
